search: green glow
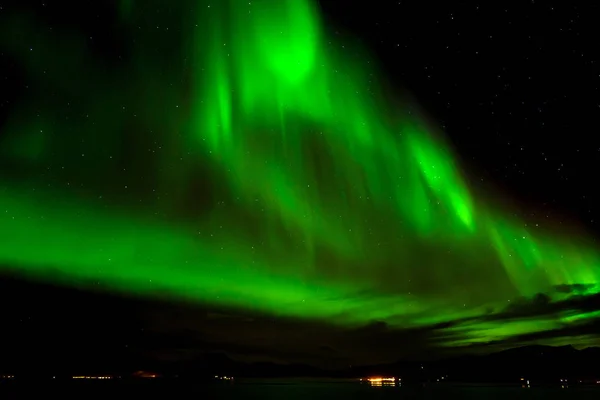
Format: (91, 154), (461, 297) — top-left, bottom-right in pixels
(1, 0), (599, 349)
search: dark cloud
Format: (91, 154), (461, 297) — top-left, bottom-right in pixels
(440, 290), (600, 355)
(126, 285), (600, 367)
(554, 283), (597, 295)
(445, 290), (600, 326)
(3, 273), (600, 370)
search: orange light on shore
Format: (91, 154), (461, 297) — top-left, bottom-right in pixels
(367, 377), (396, 383)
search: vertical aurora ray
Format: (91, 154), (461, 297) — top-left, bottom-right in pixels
(1, 0), (600, 346)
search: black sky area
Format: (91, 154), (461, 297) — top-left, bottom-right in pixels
(319, 1), (600, 234)
(1, 0), (600, 371)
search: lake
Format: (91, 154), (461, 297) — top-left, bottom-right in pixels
(1, 381), (599, 399)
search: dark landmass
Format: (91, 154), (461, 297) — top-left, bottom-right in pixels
(2, 345), (600, 384)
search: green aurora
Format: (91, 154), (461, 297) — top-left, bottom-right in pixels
(1, 0), (599, 349)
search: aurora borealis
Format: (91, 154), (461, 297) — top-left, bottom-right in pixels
(1, 0), (600, 353)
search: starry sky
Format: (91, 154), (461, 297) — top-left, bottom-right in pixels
(1, 0), (600, 371)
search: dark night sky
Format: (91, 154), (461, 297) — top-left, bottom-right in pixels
(1, 1), (600, 372)
(321, 1), (600, 233)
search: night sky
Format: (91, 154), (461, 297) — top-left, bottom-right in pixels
(1, 0), (600, 372)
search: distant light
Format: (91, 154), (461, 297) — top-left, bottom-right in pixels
(367, 377), (395, 383)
